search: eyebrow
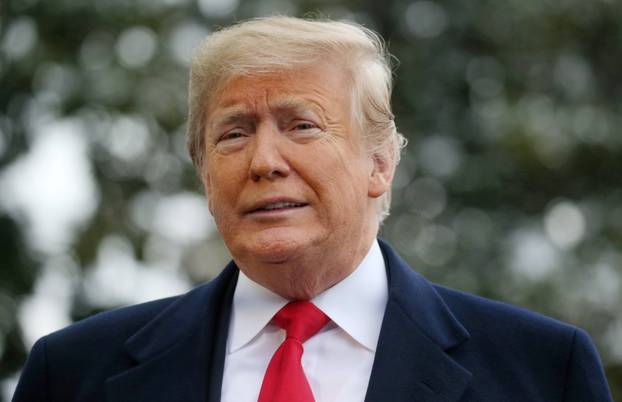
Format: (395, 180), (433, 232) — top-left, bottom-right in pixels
(270, 96), (322, 116)
(208, 96), (324, 131)
(209, 105), (255, 130)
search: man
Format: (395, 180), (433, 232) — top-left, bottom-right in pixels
(13, 16), (612, 402)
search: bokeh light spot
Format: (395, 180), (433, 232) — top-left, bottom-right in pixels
(405, 177), (447, 219)
(153, 192), (214, 245)
(84, 235), (192, 308)
(405, 1), (448, 38)
(115, 26), (158, 68)
(417, 135), (462, 178)
(2, 17), (38, 60)
(0, 119), (99, 254)
(106, 115), (152, 162)
(415, 224), (457, 266)
(507, 228), (560, 281)
(544, 200), (586, 249)
(168, 22), (209, 66)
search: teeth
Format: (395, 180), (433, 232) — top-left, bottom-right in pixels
(262, 202), (304, 211)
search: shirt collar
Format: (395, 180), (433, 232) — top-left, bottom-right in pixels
(227, 239), (388, 353)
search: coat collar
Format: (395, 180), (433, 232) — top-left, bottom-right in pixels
(105, 239), (472, 402)
(105, 261), (238, 402)
(364, 238), (472, 402)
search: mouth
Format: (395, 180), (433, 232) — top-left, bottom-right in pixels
(248, 200), (309, 214)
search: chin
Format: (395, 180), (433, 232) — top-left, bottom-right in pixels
(240, 228), (312, 264)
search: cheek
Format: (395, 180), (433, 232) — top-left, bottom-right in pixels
(300, 153), (370, 210)
(205, 169), (241, 213)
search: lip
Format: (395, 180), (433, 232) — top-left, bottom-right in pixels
(244, 197), (309, 215)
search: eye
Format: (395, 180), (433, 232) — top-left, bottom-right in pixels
(288, 120), (321, 132)
(218, 130), (246, 142)
(213, 129), (249, 154)
(294, 122), (316, 130)
(285, 119), (322, 142)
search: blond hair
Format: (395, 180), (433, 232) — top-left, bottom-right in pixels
(187, 16), (406, 222)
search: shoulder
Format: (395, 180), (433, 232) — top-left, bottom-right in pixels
(381, 238), (580, 353)
(381, 238), (577, 342)
(13, 296), (182, 401)
(13, 265), (239, 401)
(41, 296), (180, 364)
(433, 284), (612, 400)
(435, 284), (575, 335)
(47, 296), (178, 345)
(42, 263), (237, 350)
(433, 284), (579, 367)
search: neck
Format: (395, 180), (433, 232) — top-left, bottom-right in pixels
(240, 226), (378, 300)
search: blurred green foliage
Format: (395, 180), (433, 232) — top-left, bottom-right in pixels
(1, 0), (621, 399)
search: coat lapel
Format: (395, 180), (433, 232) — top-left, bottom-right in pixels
(365, 240), (473, 402)
(105, 262), (238, 402)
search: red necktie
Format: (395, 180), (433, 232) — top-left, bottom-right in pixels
(257, 301), (330, 402)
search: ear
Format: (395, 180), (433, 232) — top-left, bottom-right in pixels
(368, 148), (395, 199)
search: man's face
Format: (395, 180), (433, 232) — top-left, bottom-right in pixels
(201, 61), (392, 298)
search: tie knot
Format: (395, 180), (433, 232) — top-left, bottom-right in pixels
(272, 301), (330, 343)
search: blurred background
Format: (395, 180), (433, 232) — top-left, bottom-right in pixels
(1, 0), (621, 399)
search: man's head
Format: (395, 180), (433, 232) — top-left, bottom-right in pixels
(187, 16), (406, 222)
(187, 17), (406, 299)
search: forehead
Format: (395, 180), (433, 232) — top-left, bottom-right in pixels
(206, 61), (352, 118)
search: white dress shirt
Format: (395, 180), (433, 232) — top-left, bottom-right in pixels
(221, 240), (388, 402)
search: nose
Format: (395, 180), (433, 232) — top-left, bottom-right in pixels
(248, 123), (290, 182)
